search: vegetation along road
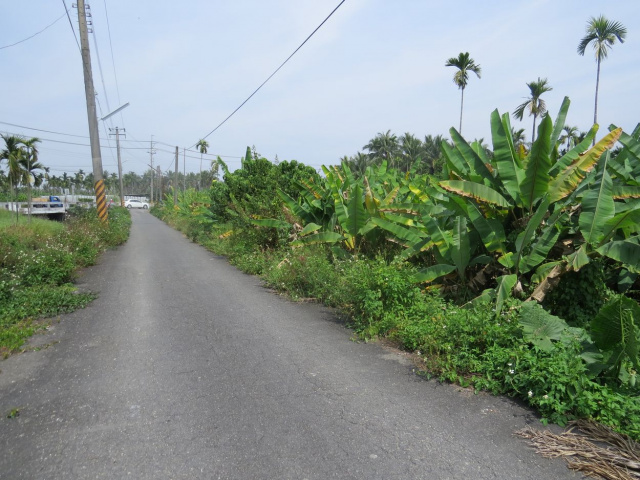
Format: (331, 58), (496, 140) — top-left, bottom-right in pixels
(0, 210), (575, 479)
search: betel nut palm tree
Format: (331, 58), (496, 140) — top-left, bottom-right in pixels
(196, 139), (209, 190)
(445, 52), (482, 134)
(577, 15), (627, 128)
(513, 77), (552, 143)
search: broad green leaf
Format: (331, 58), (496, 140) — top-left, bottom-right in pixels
(567, 244), (590, 271)
(550, 97), (571, 151)
(449, 196), (505, 253)
(422, 216), (452, 259)
(591, 296), (640, 371)
(613, 126), (640, 163)
(441, 140), (468, 178)
(369, 217), (423, 244)
(549, 128), (622, 203)
(532, 261), (563, 284)
(519, 222), (561, 274)
(514, 196), (551, 275)
(579, 153), (614, 245)
(345, 183), (367, 235)
(498, 252), (515, 269)
(549, 124), (598, 178)
(521, 115), (553, 211)
(600, 207), (640, 245)
(450, 128), (496, 187)
(495, 274), (517, 318)
(398, 237), (433, 261)
(597, 236), (640, 270)
(612, 185), (640, 200)
(451, 216), (470, 278)
(440, 180), (510, 208)
(300, 223), (322, 236)
(519, 301), (570, 352)
(491, 110), (523, 204)
(413, 264), (457, 283)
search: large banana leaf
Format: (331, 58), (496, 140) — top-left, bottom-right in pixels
(548, 124), (598, 178)
(413, 264), (457, 283)
(519, 222), (561, 274)
(450, 216), (470, 278)
(490, 110), (523, 204)
(369, 217), (424, 245)
(521, 115), (553, 211)
(345, 183), (367, 235)
(579, 153), (615, 246)
(513, 196), (551, 275)
(612, 185), (640, 199)
(278, 190), (314, 224)
(421, 216), (452, 259)
(449, 196), (506, 253)
(449, 128), (497, 187)
(612, 126), (640, 163)
(550, 97), (571, 154)
(597, 236), (640, 270)
(495, 274), (517, 318)
(440, 180), (510, 208)
(441, 140), (468, 179)
(600, 206), (640, 245)
(548, 128), (622, 203)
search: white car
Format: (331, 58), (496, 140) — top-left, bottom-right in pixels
(124, 199), (149, 209)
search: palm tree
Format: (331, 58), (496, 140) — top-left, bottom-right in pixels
(559, 125), (580, 151)
(513, 77), (552, 143)
(363, 130), (400, 168)
(0, 135), (24, 206)
(421, 134), (445, 176)
(196, 139), (209, 190)
(577, 15), (626, 130)
(399, 133), (423, 172)
(511, 127), (527, 148)
(445, 52), (481, 134)
(20, 137), (42, 222)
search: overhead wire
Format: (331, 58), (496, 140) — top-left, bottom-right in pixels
(60, 0), (81, 51)
(0, 12), (67, 50)
(192, 0), (346, 148)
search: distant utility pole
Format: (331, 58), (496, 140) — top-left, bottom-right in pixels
(174, 146), (179, 206)
(76, 0), (107, 222)
(148, 137), (156, 203)
(109, 127), (125, 206)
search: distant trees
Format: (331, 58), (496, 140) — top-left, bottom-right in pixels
(343, 131), (446, 177)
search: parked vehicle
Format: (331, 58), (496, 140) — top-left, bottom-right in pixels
(124, 199), (149, 209)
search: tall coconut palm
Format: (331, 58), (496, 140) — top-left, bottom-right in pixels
(513, 77), (552, 143)
(577, 15), (626, 129)
(196, 139), (209, 190)
(445, 52), (482, 134)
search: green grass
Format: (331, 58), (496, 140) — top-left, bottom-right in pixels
(0, 207), (130, 356)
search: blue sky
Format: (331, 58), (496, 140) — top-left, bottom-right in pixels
(1, 1), (639, 177)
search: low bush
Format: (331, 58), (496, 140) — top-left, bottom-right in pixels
(0, 207), (130, 356)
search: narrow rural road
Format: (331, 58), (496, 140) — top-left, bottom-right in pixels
(0, 210), (576, 479)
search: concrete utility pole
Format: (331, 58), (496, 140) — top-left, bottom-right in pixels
(174, 147), (179, 206)
(148, 137), (155, 204)
(109, 127), (125, 206)
(76, 0), (107, 222)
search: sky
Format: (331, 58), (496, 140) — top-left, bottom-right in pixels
(1, 1), (640, 178)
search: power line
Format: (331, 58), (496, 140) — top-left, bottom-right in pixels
(61, 0), (81, 51)
(192, 0), (346, 148)
(0, 12), (67, 50)
(0, 121), (88, 138)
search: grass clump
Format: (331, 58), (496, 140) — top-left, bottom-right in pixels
(0, 207), (130, 356)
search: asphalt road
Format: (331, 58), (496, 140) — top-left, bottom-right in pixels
(0, 210), (578, 479)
